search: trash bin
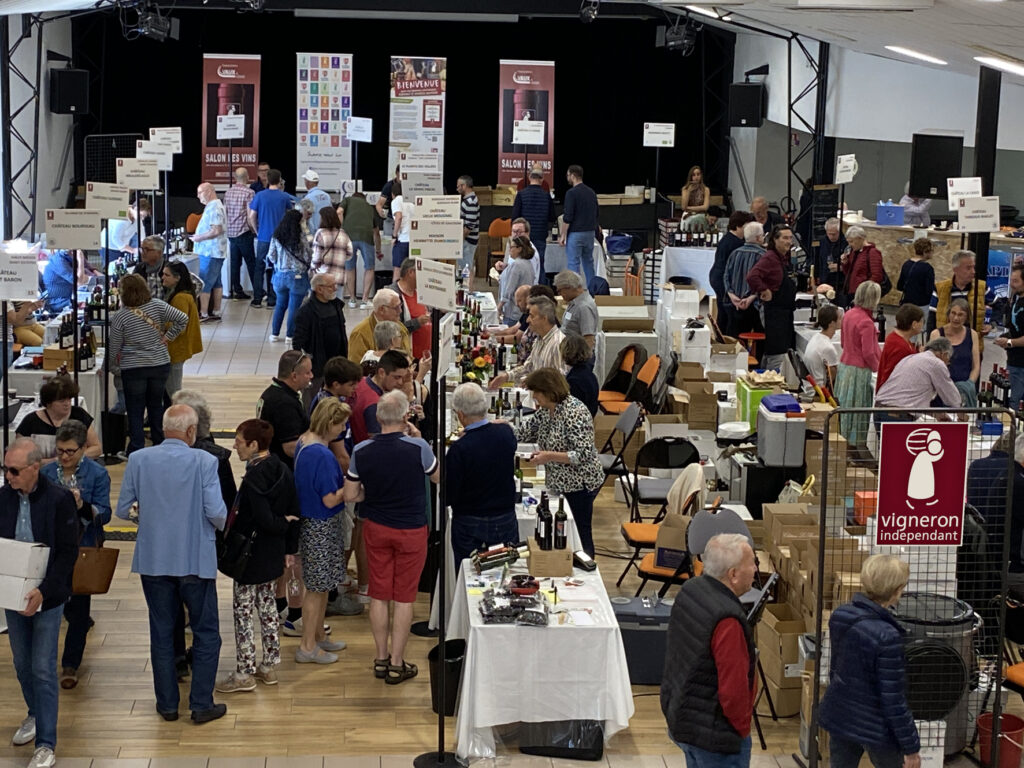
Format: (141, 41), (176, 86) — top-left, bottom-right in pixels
(428, 639), (466, 716)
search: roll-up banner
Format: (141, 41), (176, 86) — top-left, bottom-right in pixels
(497, 60), (555, 188)
(388, 56), (447, 181)
(297, 53), (353, 192)
(201, 53), (261, 188)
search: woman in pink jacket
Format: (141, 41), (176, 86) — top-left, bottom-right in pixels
(836, 280), (882, 448)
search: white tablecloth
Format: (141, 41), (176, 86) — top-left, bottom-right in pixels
(469, 291), (499, 327)
(660, 246), (716, 295)
(429, 490), (582, 631)
(543, 242), (607, 280)
(7, 350), (107, 437)
(448, 562), (635, 760)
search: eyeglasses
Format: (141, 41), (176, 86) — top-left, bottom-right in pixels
(289, 353), (310, 374)
(55, 447), (82, 457)
(2, 465), (30, 477)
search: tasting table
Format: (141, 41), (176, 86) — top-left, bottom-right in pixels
(6, 350), (107, 439)
(448, 560), (635, 761)
(542, 242), (607, 280)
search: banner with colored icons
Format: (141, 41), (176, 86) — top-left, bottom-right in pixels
(297, 53), (354, 193)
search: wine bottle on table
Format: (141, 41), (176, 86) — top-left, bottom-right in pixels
(514, 456), (523, 495)
(554, 496), (567, 550)
(541, 504), (554, 550)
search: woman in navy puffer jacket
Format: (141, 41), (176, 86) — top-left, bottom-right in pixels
(820, 555), (920, 768)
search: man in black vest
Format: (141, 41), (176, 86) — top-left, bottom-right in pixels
(662, 533), (757, 768)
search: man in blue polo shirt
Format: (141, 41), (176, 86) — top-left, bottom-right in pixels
(446, 383), (518, 568)
(301, 169), (332, 232)
(247, 168), (295, 309)
(559, 164), (599, 287)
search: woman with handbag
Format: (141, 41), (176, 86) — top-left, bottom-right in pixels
(40, 419), (112, 690)
(215, 419), (301, 694)
(268, 209), (313, 344)
(107, 273), (188, 454)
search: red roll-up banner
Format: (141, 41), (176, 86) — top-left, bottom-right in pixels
(497, 60), (555, 188)
(201, 53), (261, 188)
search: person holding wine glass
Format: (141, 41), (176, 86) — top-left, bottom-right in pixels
(40, 419), (112, 690)
(16, 376), (101, 462)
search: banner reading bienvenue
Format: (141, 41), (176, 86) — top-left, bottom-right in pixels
(387, 56), (446, 182)
(497, 60), (555, 188)
(201, 53), (261, 188)
(297, 53), (353, 192)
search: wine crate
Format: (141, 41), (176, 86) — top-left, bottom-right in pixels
(526, 539), (573, 577)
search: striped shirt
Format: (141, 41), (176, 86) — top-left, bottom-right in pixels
(724, 243), (765, 298)
(224, 183), (255, 238)
(311, 227), (353, 280)
(108, 299), (188, 372)
(460, 192), (480, 245)
(508, 325), (566, 385)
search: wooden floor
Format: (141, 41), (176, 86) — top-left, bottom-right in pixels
(0, 297), (982, 767)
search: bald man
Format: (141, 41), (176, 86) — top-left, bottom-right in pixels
(225, 167), (256, 300)
(192, 183), (229, 321)
(750, 196), (783, 238)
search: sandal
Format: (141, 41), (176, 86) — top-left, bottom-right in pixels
(385, 661), (418, 685)
(373, 658), (390, 679)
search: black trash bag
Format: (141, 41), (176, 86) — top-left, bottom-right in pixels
(427, 639), (465, 717)
(519, 719), (604, 761)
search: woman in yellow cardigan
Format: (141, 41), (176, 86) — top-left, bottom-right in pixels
(160, 261), (203, 398)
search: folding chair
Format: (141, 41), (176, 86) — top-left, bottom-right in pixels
(633, 511), (701, 597)
(618, 484), (699, 587)
(628, 436), (699, 523)
(487, 218), (511, 285)
(623, 252), (646, 297)
(601, 355), (661, 415)
(598, 401), (643, 501)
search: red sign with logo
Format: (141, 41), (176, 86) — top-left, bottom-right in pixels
(874, 422), (969, 547)
(497, 59), (555, 188)
(201, 54), (261, 188)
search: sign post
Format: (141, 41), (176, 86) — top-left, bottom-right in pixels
(643, 122), (676, 249)
(347, 116), (373, 183)
(512, 118), (546, 176)
(216, 115), (246, 190)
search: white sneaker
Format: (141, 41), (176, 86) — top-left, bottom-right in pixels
(285, 337), (293, 346)
(27, 747), (54, 768)
(357, 585), (370, 604)
(268, 334), (280, 342)
(348, 300), (357, 309)
(359, 301), (370, 310)
(12, 716), (35, 746)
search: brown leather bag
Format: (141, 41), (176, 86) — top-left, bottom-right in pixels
(72, 543), (119, 595)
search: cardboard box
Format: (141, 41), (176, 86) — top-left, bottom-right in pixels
(804, 433), (847, 470)
(758, 603), (805, 663)
(492, 190), (515, 207)
(759, 675), (802, 716)
(853, 491), (878, 524)
(42, 344), (75, 371)
(654, 513), (690, 570)
(474, 187), (493, 206)
(0, 539), (50, 579)
(832, 571), (862, 605)
(682, 381), (718, 431)
(675, 362), (706, 386)
(644, 414), (688, 441)
(596, 296), (655, 332)
(802, 402), (835, 434)
(709, 341), (747, 375)
(0, 574), (42, 612)
(527, 539), (573, 577)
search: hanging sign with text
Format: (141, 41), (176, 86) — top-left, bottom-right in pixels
(0, 243), (41, 301)
(947, 177), (984, 212)
(116, 158), (160, 188)
(512, 118), (546, 146)
(410, 219), (462, 262)
(216, 115), (246, 141)
(85, 182), (130, 220)
(835, 154), (858, 185)
(957, 196), (1000, 233)
(45, 209), (102, 250)
(148, 127), (183, 154)
(642, 122), (675, 148)
(415, 256), (456, 311)
(135, 140), (173, 172)
(875, 422), (969, 547)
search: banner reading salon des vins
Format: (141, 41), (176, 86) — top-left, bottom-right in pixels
(387, 56), (446, 180)
(201, 54), (261, 188)
(497, 60), (555, 188)
(297, 53), (353, 192)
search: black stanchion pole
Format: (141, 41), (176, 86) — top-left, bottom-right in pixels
(72, 243), (80, 384)
(415, 306), (458, 767)
(101, 210), (119, 466)
(2, 299), (9, 454)
(162, 171), (170, 256)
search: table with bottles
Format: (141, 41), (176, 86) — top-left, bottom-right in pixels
(542, 241), (608, 280)
(447, 557), (635, 761)
(660, 245), (718, 296)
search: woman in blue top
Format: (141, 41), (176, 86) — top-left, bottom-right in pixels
(929, 298), (979, 407)
(293, 397), (350, 665)
(268, 209), (313, 343)
(40, 419), (112, 690)
(820, 554), (920, 768)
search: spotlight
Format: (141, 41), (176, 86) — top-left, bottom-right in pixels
(579, 0), (599, 23)
(665, 19), (699, 56)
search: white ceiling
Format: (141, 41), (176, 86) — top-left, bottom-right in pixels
(660, 0), (1024, 79)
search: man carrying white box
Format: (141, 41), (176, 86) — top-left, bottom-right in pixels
(0, 438), (79, 768)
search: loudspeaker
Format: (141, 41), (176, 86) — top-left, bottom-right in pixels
(49, 68), (89, 114)
(729, 83), (766, 128)
(908, 133), (963, 198)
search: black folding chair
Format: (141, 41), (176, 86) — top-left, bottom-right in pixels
(628, 436), (699, 523)
(598, 401), (643, 506)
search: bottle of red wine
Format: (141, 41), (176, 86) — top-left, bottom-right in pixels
(554, 496), (567, 550)
(536, 492), (548, 544)
(540, 504), (553, 550)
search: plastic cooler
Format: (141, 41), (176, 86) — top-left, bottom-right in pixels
(757, 394), (806, 467)
(611, 596), (672, 685)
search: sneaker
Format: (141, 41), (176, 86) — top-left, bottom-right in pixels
(318, 638), (347, 652)
(207, 314), (222, 322)
(250, 300), (263, 308)
(215, 672), (256, 694)
(12, 716), (35, 746)
(254, 665), (278, 685)
(325, 594), (363, 616)
(359, 301), (370, 310)
(280, 617), (331, 637)
(357, 585), (370, 604)
(199, 314), (215, 324)
(232, 291), (252, 300)
(268, 334), (281, 342)
(27, 747), (54, 768)
(265, 303), (276, 309)
(284, 337), (293, 346)
(348, 299), (357, 309)
(295, 647), (338, 664)
(191, 703), (227, 724)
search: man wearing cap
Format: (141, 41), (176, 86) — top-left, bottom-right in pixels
(302, 170), (332, 233)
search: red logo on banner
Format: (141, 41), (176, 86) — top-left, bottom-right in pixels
(874, 422), (969, 547)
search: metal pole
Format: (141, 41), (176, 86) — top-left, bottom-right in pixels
(28, 16), (41, 240)
(2, 16), (14, 239)
(163, 170), (170, 255)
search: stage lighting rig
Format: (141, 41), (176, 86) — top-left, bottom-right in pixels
(579, 0), (599, 23)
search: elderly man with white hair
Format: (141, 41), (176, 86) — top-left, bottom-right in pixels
(191, 182), (228, 321)
(723, 221), (766, 338)
(345, 390), (439, 685)
(815, 216), (847, 291)
(292, 272), (348, 408)
(662, 533), (758, 768)
(446, 383), (519, 568)
(554, 269), (599, 353)
(490, 296), (566, 388)
(116, 404), (229, 725)
(347, 287), (410, 364)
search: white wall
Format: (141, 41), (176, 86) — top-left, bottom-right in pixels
(0, 15), (74, 240)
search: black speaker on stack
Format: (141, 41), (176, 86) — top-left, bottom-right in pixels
(908, 133), (963, 198)
(49, 68), (89, 114)
(729, 83), (766, 128)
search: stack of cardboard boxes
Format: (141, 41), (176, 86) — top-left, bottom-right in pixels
(0, 539), (49, 611)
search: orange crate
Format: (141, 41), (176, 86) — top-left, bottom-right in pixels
(853, 491), (878, 525)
